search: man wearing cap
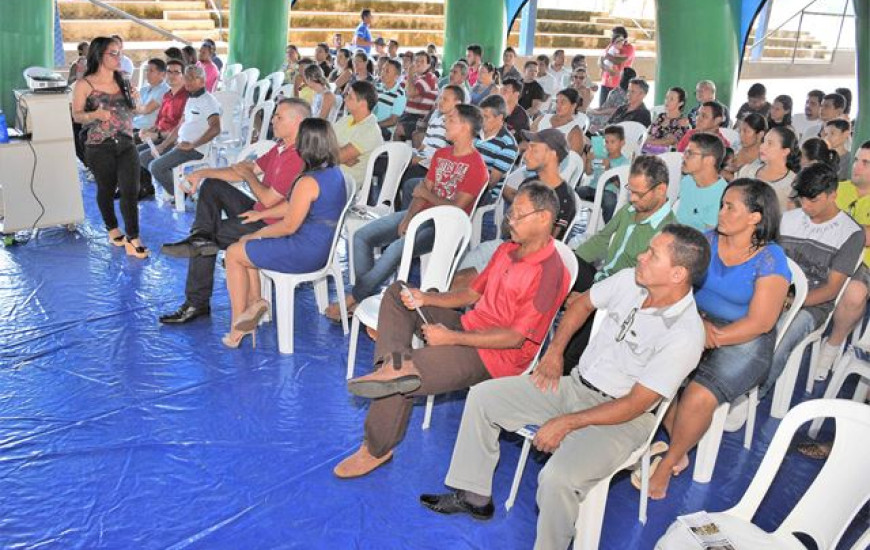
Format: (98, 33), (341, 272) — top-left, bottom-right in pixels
(451, 128), (577, 291)
(333, 182), (573, 478)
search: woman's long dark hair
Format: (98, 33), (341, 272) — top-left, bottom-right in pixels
(296, 118), (340, 172)
(724, 178), (781, 249)
(83, 36), (134, 108)
(769, 94), (793, 128)
(801, 137), (840, 172)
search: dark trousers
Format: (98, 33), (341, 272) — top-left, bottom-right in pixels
(364, 283), (491, 457)
(85, 136), (140, 238)
(72, 121), (87, 165)
(561, 258), (599, 374)
(184, 179), (266, 307)
(599, 85), (614, 107)
(397, 163), (428, 210)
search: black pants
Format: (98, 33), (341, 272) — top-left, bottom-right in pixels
(72, 121), (87, 165)
(397, 163), (429, 210)
(185, 178), (266, 308)
(85, 136), (140, 238)
(562, 258), (599, 375)
(599, 85), (614, 107)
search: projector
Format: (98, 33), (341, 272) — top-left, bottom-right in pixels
(23, 67), (68, 93)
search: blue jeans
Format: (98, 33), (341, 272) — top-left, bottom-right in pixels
(351, 210), (435, 302)
(148, 146), (204, 194)
(759, 309), (817, 399)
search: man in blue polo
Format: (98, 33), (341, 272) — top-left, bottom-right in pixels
(353, 9), (375, 54)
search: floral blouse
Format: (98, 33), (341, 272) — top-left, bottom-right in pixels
(83, 85), (134, 144)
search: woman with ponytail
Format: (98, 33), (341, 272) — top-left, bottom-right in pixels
(800, 137), (840, 172)
(737, 126), (800, 211)
(71, 36), (148, 258)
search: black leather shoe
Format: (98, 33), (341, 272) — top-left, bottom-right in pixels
(159, 303), (211, 324)
(161, 236), (219, 258)
(419, 492), (494, 520)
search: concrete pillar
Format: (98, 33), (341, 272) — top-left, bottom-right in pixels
(518, 0), (538, 57)
(0, 0), (54, 118)
(854, 0), (869, 153)
(654, 0), (741, 109)
(228, 0), (290, 75)
(750, 0), (773, 61)
(443, 0), (506, 68)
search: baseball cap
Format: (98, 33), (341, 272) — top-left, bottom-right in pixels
(521, 129), (569, 162)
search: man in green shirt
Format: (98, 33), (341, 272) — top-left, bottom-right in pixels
(563, 154), (676, 370)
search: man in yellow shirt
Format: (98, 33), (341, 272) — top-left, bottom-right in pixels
(333, 80), (385, 190)
(816, 140), (870, 378)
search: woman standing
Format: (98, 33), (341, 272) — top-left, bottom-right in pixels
(641, 86), (691, 154)
(737, 126), (800, 211)
(722, 113), (767, 181)
(71, 36), (147, 258)
(304, 65), (340, 121)
(644, 179), (790, 500)
(469, 63), (498, 105)
(222, 118), (348, 348)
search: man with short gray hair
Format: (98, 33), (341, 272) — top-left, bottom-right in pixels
(688, 80), (730, 128)
(146, 64), (221, 195)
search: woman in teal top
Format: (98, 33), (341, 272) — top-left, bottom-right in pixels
(645, 178), (791, 500)
(222, 118), (348, 349)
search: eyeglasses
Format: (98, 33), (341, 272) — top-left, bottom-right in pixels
(615, 307), (638, 342)
(625, 182), (662, 199)
(505, 208), (544, 223)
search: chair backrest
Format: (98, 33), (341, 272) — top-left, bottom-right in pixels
(554, 239), (580, 287)
(233, 139), (275, 164)
(267, 71), (285, 97)
(537, 114), (553, 131)
(726, 399), (870, 550)
(241, 67), (260, 91)
(719, 127), (740, 151)
(657, 151), (684, 204)
(357, 142), (414, 210)
(650, 104), (666, 119)
(253, 78), (271, 107)
(243, 100), (275, 147)
(574, 112), (590, 133)
(564, 191), (584, 243)
(800, 121), (824, 142)
(617, 121), (647, 158)
(324, 177), (359, 272)
(223, 63), (242, 81)
(776, 259), (809, 351)
(598, 164), (632, 220)
(274, 83), (295, 100)
(560, 151), (585, 188)
(494, 168), (529, 230)
(214, 90), (244, 142)
(242, 68), (261, 111)
(226, 72), (248, 95)
(328, 93), (344, 123)
(397, 206), (472, 293)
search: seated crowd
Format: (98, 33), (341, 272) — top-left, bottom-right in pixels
(68, 27), (868, 549)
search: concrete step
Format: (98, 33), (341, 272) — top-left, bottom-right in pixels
(58, 0), (208, 19)
(163, 10), (219, 21)
(290, 0), (444, 16)
(288, 11), (444, 31)
(62, 19), (215, 42)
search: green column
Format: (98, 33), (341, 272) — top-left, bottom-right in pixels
(0, 0), (53, 119)
(227, 0), (290, 75)
(854, 0), (869, 154)
(443, 0), (505, 69)
(654, 0), (741, 108)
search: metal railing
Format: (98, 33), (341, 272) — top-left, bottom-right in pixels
(80, 0), (191, 45)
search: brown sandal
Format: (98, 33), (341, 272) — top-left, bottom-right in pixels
(796, 441), (832, 460)
(108, 229), (125, 247)
(124, 237), (150, 259)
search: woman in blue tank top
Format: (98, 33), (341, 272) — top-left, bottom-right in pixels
(645, 178), (791, 500)
(222, 118), (348, 348)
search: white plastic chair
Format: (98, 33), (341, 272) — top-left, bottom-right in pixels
(471, 167), (524, 248)
(719, 127), (740, 151)
(327, 94), (344, 123)
(241, 68), (261, 115)
(259, 177), (355, 354)
(771, 255), (863, 418)
(617, 121), (647, 159)
(169, 144), (215, 212)
(574, 112), (590, 133)
(345, 142), (414, 284)
(136, 60), (148, 90)
(560, 151), (585, 190)
(692, 259), (808, 483)
(657, 399), (870, 550)
(274, 83), (295, 99)
(799, 121), (824, 142)
(225, 72), (248, 96)
(213, 90), (244, 153)
(657, 151), (683, 204)
(807, 347), (870, 439)
(266, 71), (284, 99)
(252, 79), (271, 108)
(241, 100), (275, 151)
(221, 63), (242, 84)
(579, 164), (630, 238)
(346, 206), (473, 379)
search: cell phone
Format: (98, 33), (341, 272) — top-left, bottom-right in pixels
(400, 283), (429, 324)
(516, 424), (539, 439)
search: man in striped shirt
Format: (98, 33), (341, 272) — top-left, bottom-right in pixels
(374, 58), (406, 139)
(475, 94), (519, 204)
(394, 51), (439, 141)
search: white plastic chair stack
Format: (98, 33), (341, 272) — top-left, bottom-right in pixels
(657, 151), (683, 205)
(344, 142), (414, 284)
(771, 255), (863, 418)
(273, 83), (295, 100)
(266, 71), (284, 99)
(346, 206), (472, 380)
(220, 63), (243, 90)
(656, 399), (870, 550)
(617, 121), (647, 159)
(213, 90), (244, 159)
(259, 178), (356, 354)
(692, 258), (808, 483)
(225, 71), (248, 96)
(240, 67), (261, 116)
(471, 167), (523, 248)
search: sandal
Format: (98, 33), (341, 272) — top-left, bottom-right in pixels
(124, 236), (150, 259)
(233, 299), (269, 332)
(796, 441), (832, 460)
(108, 229), (125, 247)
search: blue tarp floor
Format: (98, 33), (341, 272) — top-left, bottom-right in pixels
(0, 175), (867, 549)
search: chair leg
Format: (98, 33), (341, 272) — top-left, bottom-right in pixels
(173, 172), (185, 212)
(260, 274), (273, 324)
(692, 403), (729, 483)
(347, 315), (360, 380)
(313, 278), (329, 313)
(274, 281), (296, 354)
(638, 450), (650, 525)
(471, 212), (483, 248)
(333, 268), (349, 335)
(744, 387), (758, 450)
(572, 476), (611, 550)
(505, 437), (532, 511)
(422, 395), (434, 429)
(347, 227), (357, 285)
(772, 344), (805, 419)
(808, 353), (854, 438)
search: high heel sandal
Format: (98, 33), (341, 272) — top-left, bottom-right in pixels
(233, 299), (269, 332)
(108, 229), (125, 247)
(124, 236), (150, 259)
(222, 330), (256, 349)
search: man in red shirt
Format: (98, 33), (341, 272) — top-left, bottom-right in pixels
(334, 182), (572, 478)
(137, 58), (188, 196)
(158, 98), (311, 325)
(598, 26), (635, 107)
(394, 51), (439, 141)
(325, 104), (489, 321)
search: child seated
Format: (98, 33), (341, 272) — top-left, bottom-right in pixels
(577, 125), (628, 224)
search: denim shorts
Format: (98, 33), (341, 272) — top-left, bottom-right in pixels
(690, 326), (775, 405)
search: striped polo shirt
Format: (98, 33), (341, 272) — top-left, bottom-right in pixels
(374, 80), (406, 123)
(474, 126), (519, 199)
(405, 70), (439, 116)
